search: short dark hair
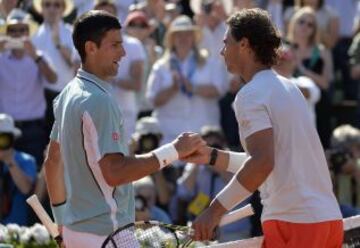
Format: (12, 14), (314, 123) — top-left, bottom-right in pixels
(72, 10), (121, 62)
(227, 8), (281, 67)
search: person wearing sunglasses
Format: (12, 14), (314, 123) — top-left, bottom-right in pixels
(287, 6), (333, 149)
(32, 0), (76, 139)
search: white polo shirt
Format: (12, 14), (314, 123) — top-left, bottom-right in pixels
(32, 21), (75, 92)
(233, 69), (341, 223)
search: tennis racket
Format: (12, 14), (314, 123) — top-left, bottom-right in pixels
(101, 204), (254, 248)
(26, 195), (63, 247)
(209, 214), (360, 248)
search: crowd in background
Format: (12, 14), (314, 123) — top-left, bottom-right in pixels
(2, 0), (360, 242)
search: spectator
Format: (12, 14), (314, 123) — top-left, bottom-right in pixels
(94, 0), (116, 15)
(32, 0), (76, 137)
(164, 2), (181, 27)
(131, 117), (179, 211)
(284, 0), (339, 49)
(273, 43), (320, 124)
(0, 113), (37, 226)
(327, 0), (358, 101)
(134, 176), (172, 224)
(96, 2), (146, 144)
(191, 0), (239, 150)
(72, 0), (94, 17)
(287, 6), (333, 148)
(114, 0), (136, 24)
(135, 0), (167, 47)
(125, 10), (162, 117)
(191, 0), (231, 59)
(328, 124), (360, 215)
(146, 15), (223, 144)
(176, 126), (251, 241)
(0, 8), (57, 167)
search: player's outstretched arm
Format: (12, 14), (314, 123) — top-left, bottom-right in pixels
(192, 128), (274, 241)
(99, 132), (206, 187)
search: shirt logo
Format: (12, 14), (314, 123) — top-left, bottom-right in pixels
(240, 119), (251, 130)
(112, 132), (120, 141)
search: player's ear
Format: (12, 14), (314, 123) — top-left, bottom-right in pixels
(239, 37), (250, 49)
(84, 40), (98, 58)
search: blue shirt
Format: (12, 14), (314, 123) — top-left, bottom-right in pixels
(1, 151), (37, 225)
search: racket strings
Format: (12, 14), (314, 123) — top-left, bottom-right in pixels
(103, 223), (193, 248)
(344, 227), (360, 248)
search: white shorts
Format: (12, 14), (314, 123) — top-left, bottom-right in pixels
(63, 226), (107, 248)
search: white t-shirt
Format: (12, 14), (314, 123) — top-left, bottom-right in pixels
(32, 22), (75, 92)
(233, 69), (341, 223)
(146, 52), (224, 144)
(112, 35), (146, 113)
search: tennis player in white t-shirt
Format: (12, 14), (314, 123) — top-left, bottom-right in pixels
(185, 8), (343, 247)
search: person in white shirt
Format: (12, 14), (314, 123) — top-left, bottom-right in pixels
(146, 15), (224, 145)
(94, 0), (146, 145)
(112, 34), (145, 144)
(185, 9), (343, 247)
(273, 43), (320, 125)
(32, 0), (76, 136)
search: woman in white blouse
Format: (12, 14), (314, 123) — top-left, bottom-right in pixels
(146, 15), (225, 144)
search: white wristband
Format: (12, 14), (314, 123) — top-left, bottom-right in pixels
(153, 143), (179, 169)
(227, 151), (249, 173)
(216, 176), (252, 210)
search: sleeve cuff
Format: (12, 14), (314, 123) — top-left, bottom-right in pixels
(51, 202), (66, 225)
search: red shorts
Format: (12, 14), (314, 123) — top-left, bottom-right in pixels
(262, 219), (343, 248)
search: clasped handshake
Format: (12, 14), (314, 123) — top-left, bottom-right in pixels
(152, 132), (216, 170)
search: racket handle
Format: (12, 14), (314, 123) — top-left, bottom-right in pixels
(219, 204), (254, 227)
(26, 195), (60, 239)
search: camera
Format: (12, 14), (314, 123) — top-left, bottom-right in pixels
(328, 147), (353, 174)
(136, 133), (160, 154)
(4, 37), (24, 50)
(0, 133), (15, 151)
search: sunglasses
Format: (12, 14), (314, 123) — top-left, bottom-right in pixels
(298, 19), (315, 28)
(7, 27), (29, 34)
(42, 2), (62, 9)
(128, 22), (148, 29)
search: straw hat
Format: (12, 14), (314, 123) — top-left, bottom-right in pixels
(164, 15), (202, 47)
(33, 0), (74, 17)
(0, 114), (21, 137)
(168, 15), (199, 33)
(190, 0), (233, 15)
(0, 8), (38, 36)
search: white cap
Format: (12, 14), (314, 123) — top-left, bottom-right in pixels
(0, 113), (21, 137)
(135, 117), (162, 135)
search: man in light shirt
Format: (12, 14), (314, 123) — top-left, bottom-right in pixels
(44, 10), (205, 247)
(32, 0), (76, 136)
(0, 9), (57, 167)
(186, 9), (343, 247)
